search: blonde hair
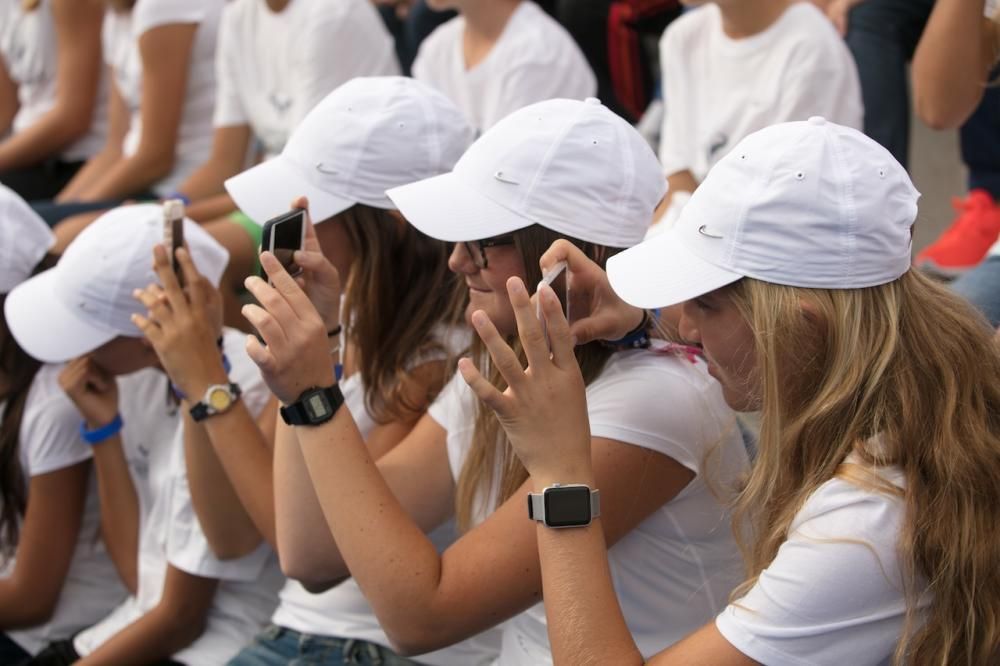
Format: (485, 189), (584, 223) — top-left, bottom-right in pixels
(337, 205), (465, 423)
(455, 226), (617, 531)
(726, 270), (1000, 665)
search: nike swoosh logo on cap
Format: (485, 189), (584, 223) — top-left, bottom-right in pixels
(315, 162), (339, 176)
(493, 170), (520, 185)
(698, 225), (724, 239)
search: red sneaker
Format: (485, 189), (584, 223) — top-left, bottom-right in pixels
(916, 189), (1000, 276)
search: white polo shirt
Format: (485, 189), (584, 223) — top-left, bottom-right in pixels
(214, 0), (399, 161)
(412, 0), (596, 132)
(429, 348), (749, 665)
(73, 330), (284, 664)
(716, 459), (927, 665)
(658, 2), (863, 182)
(102, 0), (223, 196)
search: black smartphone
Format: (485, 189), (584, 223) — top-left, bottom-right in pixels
(260, 209), (306, 278)
(162, 199), (185, 287)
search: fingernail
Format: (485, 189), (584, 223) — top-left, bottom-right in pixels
(509, 279), (524, 295)
(471, 311), (487, 327)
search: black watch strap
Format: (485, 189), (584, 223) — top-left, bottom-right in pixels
(280, 384), (345, 426)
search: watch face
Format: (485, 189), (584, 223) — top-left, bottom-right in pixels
(207, 387), (233, 411)
(543, 486), (592, 527)
(304, 390), (332, 421)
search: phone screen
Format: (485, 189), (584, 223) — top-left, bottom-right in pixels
(262, 209), (305, 277)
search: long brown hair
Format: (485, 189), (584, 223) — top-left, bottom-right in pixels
(338, 204), (464, 423)
(0, 254), (58, 562)
(455, 225), (619, 531)
(726, 270), (1000, 665)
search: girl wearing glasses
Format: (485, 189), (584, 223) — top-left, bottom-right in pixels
(242, 98), (750, 664)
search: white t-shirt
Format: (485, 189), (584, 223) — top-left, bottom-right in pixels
(428, 348), (750, 665)
(74, 330), (284, 664)
(0, 364), (127, 654)
(271, 330), (501, 666)
(0, 0), (107, 161)
(716, 460), (926, 666)
(657, 2), (863, 181)
(102, 0), (223, 196)
(412, 0), (596, 132)
(214, 0), (398, 161)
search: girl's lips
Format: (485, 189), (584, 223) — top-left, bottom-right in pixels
(466, 282), (491, 293)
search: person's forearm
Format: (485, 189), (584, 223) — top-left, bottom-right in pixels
(57, 148), (122, 202)
(653, 171), (698, 224)
(91, 436), (140, 594)
(76, 603), (205, 665)
(0, 105), (94, 172)
(529, 469), (645, 665)
(273, 415), (349, 587)
(177, 158), (236, 202)
(0, 580), (52, 628)
(199, 401), (278, 548)
(183, 406), (264, 559)
(78, 149), (174, 201)
(913, 0), (993, 129)
(295, 410), (447, 639)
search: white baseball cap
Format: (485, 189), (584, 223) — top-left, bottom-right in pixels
(225, 76), (474, 225)
(4, 203), (229, 363)
(386, 97), (667, 248)
(0, 183), (55, 294)
(607, 117), (920, 308)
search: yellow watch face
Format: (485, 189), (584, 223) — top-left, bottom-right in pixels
(207, 387), (233, 411)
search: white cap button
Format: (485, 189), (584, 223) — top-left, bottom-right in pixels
(808, 116), (827, 125)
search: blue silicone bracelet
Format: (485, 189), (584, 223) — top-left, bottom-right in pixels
(80, 414), (123, 445)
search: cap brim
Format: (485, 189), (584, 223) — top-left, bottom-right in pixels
(4, 269), (118, 363)
(386, 173), (532, 242)
(225, 158), (356, 226)
(606, 227), (744, 309)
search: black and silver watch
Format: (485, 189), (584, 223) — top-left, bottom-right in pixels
(280, 384), (344, 426)
(527, 484), (601, 528)
(189, 382), (242, 422)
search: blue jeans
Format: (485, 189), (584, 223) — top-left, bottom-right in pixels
(952, 255), (1000, 328)
(228, 625), (425, 666)
(845, 0), (933, 169)
(846, 0), (1000, 199)
(0, 632), (30, 665)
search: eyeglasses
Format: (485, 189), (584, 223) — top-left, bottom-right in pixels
(462, 235), (516, 269)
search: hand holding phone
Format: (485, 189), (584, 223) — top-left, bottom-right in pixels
(162, 199), (185, 287)
(260, 209), (306, 279)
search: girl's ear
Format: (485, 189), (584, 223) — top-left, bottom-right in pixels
(798, 297), (825, 330)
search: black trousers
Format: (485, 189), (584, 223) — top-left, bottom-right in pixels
(0, 159), (84, 202)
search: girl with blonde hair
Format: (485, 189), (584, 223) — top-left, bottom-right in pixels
(461, 117), (1000, 665)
